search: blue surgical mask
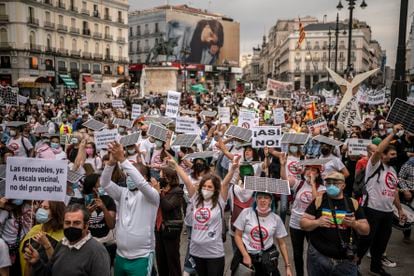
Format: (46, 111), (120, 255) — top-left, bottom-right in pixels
(72, 182), (80, 190)
(289, 145), (298, 153)
(386, 128), (393, 134)
(155, 140), (163, 148)
(11, 199), (24, 206)
(50, 142), (59, 149)
(98, 187), (105, 196)
(126, 176), (137, 190)
(84, 194), (94, 205)
(326, 184), (341, 197)
(35, 208), (50, 224)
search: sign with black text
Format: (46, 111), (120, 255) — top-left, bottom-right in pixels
(252, 126), (282, 148)
(165, 90), (181, 118)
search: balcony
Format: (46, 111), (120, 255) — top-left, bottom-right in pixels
(27, 17), (39, 27)
(29, 44), (42, 53)
(117, 18), (124, 24)
(81, 9), (90, 16)
(82, 68), (91, 73)
(94, 53), (103, 60)
(104, 34), (113, 41)
(57, 48), (69, 56)
(0, 42), (12, 50)
(43, 0), (53, 6)
(118, 57), (128, 63)
(71, 50), (81, 57)
(70, 6), (78, 13)
(104, 55), (113, 61)
(83, 52), (92, 59)
(57, 24), (68, 32)
(104, 14), (112, 21)
(0, 14), (9, 22)
(313, 46), (320, 50)
(70, 27), (80, 34)
(92, 10), (100, 18)
(82, 29), (91, 36)
(313, 57), (320, 61)
(57, 1), (66, 9)
(45, 47), (55, 53)
(93, 69), (101, 74)
(58, 67), (67, 73)
(44, 21), (55, 30)
(116, 37), (126, 43)
(144, 30), (150, 36)
(93, 32), (102, 39)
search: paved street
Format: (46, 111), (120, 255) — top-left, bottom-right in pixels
(178, 212), (414, 275)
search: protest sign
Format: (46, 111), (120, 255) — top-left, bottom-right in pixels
(218, 107), (230, 124)
(256, 90), (268, 99)
(242, 97), (260, 109)
(85, 82), (113, 103)
(165, 90), (181, 118)
(337, 95), (362, 133)
(252, 126), (282, 148)
(94, 129), (118, 150)
(325, 97), (337, 106)
(131, 104), (142, 120)
(273, 107), (285, 125)
(357, 88), (386, 105)
(5, 157), (67, 201)
(321, 89), (334, 98)
(306, 117), (328, 133)
(175, 117), (200, 134)
(111, 99), (124, 108)
(266, 79), (293, 99)
(18, 95), (28, 104)
(238, 109), (257, 129)
(347, 139), (371, 156)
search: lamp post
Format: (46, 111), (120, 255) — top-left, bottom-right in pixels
(180, 47), (191, 93)
(391, 0), (409, 102)
(337, 0), (367, 75)
(328, 27), (332, 82)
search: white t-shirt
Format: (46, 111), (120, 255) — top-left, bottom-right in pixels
(189, 194), (225, 258)
(0, 204), (32, 245)
(233, 207), (287, 254)
(319, 154), (345, 178)
(286, 155), (302, 180)
(7, 136), (33, 157)
(364, 158), (398, 212)
(289, 181), (326, 230)
(228, 184), (255, 235)
(184, 176), (201, 226)
(85, 156), (102, 172)
(138, 138), (155, 165)
(0, 238), (11, 268)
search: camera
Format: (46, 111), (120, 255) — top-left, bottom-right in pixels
(341, 241), (357, 260)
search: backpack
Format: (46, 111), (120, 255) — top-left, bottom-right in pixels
(353, 163), (384, 200)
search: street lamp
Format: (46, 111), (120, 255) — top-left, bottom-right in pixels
(328, 27), (332, 83)
(334, 13), (347, 73)
(180, 47), (191, 93)
(337, 0), (367, 75)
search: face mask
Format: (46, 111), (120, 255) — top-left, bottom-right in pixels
(64, 227), (83, 243)
(85, 148), (94, 156)
(155, 140), (163, 148)
(9, 130), (16, 137)
(12, 199), (24, 206)
(378, 124), (384, 130)
(257, 206), (271, 214)
(127, 149), (136, 155)
(387, 157), (398, 167)
(193, 163), (206, 173)
(126, 176), (137, 190)
(289, 146), (298, 153)
(141, 131), (147, 137)
(71, 138), (79, 144)
(98, 187), (105, 196)
(201, 189), (214, 200)
(386, 128), (393, 134)
(304, 176), (311, 183)
(84, 194), (94, 205)
(50, 142), (59, 149)
(35, 208), (50, 224)
(321, 147), (331, 156)
(397, 130), (404, 137)
(326, 184), (341, 197)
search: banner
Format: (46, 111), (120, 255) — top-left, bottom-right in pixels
(131, 104), (142, 120)
(347, 138), (371, 156)
(252, 126), (282, 148)
(357, 88), (386, 105)
(256, 90), (268, 99)
(266, 79), (293, 99)
(218, 107), (230, 124)
(5, 157), (68, 201)
(238, 109), (257, 129)
(337, 95), (362, 132)
(176, 117), (200, 134)
(273, 107), (285, 125)
(242, 97), (260, 109)
(18, 94), (28, 104)
(111, 99), (124, 108)
(94, 129), (118, 150)
(165, 90), (181, 118)
(306, 117), (328, 133)
(321, 89), (334, 98)
(85, 83), (113, 103)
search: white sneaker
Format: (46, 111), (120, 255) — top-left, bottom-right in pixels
(381, 256), (397, 268)
(367, 251), (371, 258)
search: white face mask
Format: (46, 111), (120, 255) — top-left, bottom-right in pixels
(257, 206), (271, 214)
(201, 189), (214, 200)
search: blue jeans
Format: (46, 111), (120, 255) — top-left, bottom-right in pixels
(307, 244), (358, 276)
(183, 226), (196, 274)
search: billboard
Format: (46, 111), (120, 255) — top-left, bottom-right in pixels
(166, 11), (240, 66)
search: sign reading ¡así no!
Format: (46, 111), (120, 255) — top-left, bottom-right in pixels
(6, 157), (68, 201)
(252, 126), (282, 148)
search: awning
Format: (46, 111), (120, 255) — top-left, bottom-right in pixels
(83, 75), (95, 83)
(17, 76), (50, 88)
(59, 74), (77, 89)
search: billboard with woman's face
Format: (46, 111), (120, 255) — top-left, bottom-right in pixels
(166, 11), (240, 66)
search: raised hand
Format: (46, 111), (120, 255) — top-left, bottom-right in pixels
(107, 141), (125, 162)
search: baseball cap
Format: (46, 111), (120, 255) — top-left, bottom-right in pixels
(325, 171), (345, 182)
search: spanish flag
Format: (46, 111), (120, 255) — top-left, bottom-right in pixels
(305, 101), (316, 121)
(296, 20), (306, 49)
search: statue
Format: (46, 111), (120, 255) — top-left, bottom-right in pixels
(146, 37), (179, 64)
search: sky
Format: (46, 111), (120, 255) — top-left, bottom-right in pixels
(130, 0), (414, 68)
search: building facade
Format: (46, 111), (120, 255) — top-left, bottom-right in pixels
(241, 47), (261, 89)
(0, 0), (129, 94)
(259, 17), (385, 89)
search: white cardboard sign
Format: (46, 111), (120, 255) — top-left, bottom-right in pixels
(165, 90), (181, 118)
(131, 104), (142, 120)
(111, 99), (124, 108)
(242, 97), (260, 109)
(238, 109), (257, 129)
(347, 138), (371, 156)
(218, 107), (230, 124)
(6, 157), (68, 201)
(325, 97), (337, 106)
(252, 126), (282, 148)
(306, 117), (328, 133)
(94, 129), (118, 150)
(273, 108), (285, 125)
(175, 117), (200, 134)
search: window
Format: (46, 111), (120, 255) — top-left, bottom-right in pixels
(144, 39), (148, 48)
(93, 63), (101, 73)
(29, 57), (38, 69)
(59, 36), (64, 49)
(155, 38), (158, 45)
(71, 39), (76, 51)
(105, 26), (109, 35)
(129, 27), (133, 36)
(0, 4), (6, 15)
(84, 40), (88, 52)
(46, 35), (51, 49)
(70, 62), (78, 71)
(0, 28), (7, 43)
(118, 11), (122, 20)
(118, 28), (122, 37)
(137, 40), (140, 51)
(339, 52), (344, 58)
(58, 15), (63, 25)
(82, 1), (86, 9)
(29, 31), (36, 47)
(155, 23), (159, 33)
(129, 42), (133, 51)
(323, 52), (327, 58)
(45, 59), (53, 70)
(28, 7), (34, 19)
(144, 24), (148, 33)
(58, 60), (66, 69)
(45, 11), (51, 22)
(105, 45), (110, 57)
(95, 43), (99, 54)
(0, 56), (11, 68)
(118, 46), (122, 58)
(104, 7), (109, 17)
(94, 23), (99, 32)
(82, 63), (89, 72)
(71, 18), (76, 27)
(137, 26), (141, 35)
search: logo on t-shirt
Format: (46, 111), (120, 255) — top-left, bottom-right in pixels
(8, 142), (19, 154)
(250, 226), (269, 242)
(299, 191), (313, 204)
(385, 172), (398, 190)
(194, 208), (211, 224)
(287, 161), (302, 175)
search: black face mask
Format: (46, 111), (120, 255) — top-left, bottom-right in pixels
(320, 147), (331, 156)
(387, 157), (398, 167)
(64, 227), (83, 243)
(193, 163), (206, 173)
(141, 131), (147, 137)
(159, 177), (168, 188)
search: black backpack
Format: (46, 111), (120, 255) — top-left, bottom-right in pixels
(353, 163), (384, 200)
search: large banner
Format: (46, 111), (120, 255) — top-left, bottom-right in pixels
(165, 11), (240, 66)
(337, 95), (362, 132)
(6, 157), (68, 201)
(266, 79), (293, 99)
(357, 88), (386, 105)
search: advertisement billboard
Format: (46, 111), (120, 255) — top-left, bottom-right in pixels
(166, 11), (240, 66)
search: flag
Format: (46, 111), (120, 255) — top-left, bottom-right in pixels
(297, 20), (306, 49)
(305, 101), (316, 121)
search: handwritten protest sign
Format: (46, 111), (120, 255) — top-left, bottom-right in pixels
(306, 118), (328, 133)
(357, 88), (386, 105)
(238, 109), (257, 129)
(325, 97), (337, 106)
(5, 157), (67, 201)
(242, 97), (260, 109)
(337, 95), (362, 133)
(94, 129), (118, 150)
(252, 126), (282, 148)
(111, 99), (124, 108)
(347, 139), (371, 156)
(165, 90), (181, 118)
(175, 117), (200, 134)
(273, 108), (285, 125)
(218, 107), (230, 124)
(131, 104), (141, 120)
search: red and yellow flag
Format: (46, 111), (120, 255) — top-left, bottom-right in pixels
(297, 20), (306, 49)
(305, 101), (316, 121)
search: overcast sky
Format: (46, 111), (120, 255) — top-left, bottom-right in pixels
(130, 0), (414, 68)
